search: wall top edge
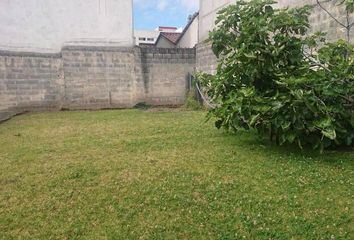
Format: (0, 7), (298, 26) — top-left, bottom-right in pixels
(0, 46), (197, 57)
(0, 50), (62, 58)
(0, 46), (137, 56)
(140, 47), (196, 54)
(61, 45), (136, 52)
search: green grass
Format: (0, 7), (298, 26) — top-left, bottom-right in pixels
(0, 109), (353, 240)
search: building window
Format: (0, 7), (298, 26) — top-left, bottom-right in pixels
(139, 37), (146, 41)
(147, 38), (154, 41)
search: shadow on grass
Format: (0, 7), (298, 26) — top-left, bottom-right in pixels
(218, 130), (354, 167)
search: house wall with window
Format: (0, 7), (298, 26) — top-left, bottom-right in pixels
(134, 30), (160, 46)
(0, 0), (134, 53)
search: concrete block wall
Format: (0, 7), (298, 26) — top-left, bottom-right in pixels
(62, 46), (137, 109)
(196, 42), (217, 75)
(309, 1), (352, 43)
(141, 48), (196, 105)
(0, 51), (63, 121)
(0, 46), (196, 121)
(278, 1), (352, 43)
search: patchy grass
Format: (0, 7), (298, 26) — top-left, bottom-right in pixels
(0, 110), (353, 239)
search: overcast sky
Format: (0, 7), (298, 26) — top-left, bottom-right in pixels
(134, 0), (199, 30)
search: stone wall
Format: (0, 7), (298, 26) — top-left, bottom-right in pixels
(0, 47), (196, 121)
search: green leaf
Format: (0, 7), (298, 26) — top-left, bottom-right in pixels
(244, 53), (257, 59)
(281, 121), (291, 130)
(286, 133), (296, 143)
(250, 114), (260, 126)
(321, 129), (336, 140)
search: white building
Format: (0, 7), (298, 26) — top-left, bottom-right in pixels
(136, 15), (199, 49)
(134, 30), (160, 46)
(0, 0), (134, 53)
(178, 13), (199, 48)
(134, 27), (180, 46)
(198, 0), (316, 42)
(198, 0), (237, 42)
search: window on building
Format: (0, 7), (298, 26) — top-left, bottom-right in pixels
(147, 38), (154, 41)
(139, 37), (146, 41)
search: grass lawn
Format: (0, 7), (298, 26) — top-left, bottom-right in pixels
(0, 109), (353, 239)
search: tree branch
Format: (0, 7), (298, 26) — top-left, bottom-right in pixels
(316, 0), (347, 28)
(302, 50), (331, 72)
(340, 94), (354, 103)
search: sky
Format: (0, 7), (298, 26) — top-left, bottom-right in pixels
(133, 0), (199, 31)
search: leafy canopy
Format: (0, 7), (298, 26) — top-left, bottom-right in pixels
(199, 0), (354, 152)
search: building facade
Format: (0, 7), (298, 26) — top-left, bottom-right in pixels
(134, 30), (160, 46)
(0, 0), (134, 53)
(178, 13), (199, 48)
(153, 15), (199, 49)
(135, 27), (184, 47)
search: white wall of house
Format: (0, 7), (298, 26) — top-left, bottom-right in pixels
(134, 30), (160, 45)
(198, 0), (237, 42)
(198, 0), (315, 43)
(178, 16), (199, 48)
(156, 37), (176, 48)
(0, 0), (134, 53)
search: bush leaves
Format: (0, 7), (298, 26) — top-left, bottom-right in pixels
(199, 0), (354, 152)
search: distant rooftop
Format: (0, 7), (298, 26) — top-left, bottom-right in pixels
(159, 32), (182, 44)
(159, 26), (178, 31)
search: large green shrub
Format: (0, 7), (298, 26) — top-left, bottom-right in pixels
(199, 0), (354, 151)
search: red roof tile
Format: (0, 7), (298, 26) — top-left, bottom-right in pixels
(160, 32), (182, 44)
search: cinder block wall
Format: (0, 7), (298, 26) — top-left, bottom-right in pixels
(0, 47), (196, 121)
(196, 42), (217, 75)
(309, 1), (352, 43)
(141, 48), (196, 105)
(62, 46), (138, 109)
(0, 51), (63, 121)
